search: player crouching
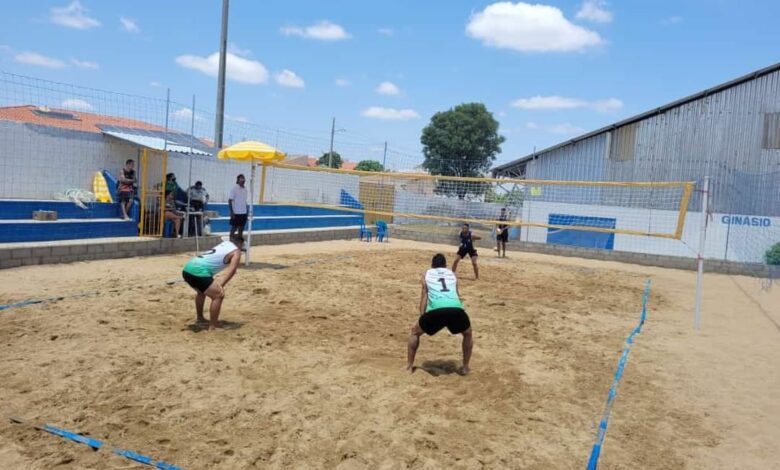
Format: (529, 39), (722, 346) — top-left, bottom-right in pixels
(181, 236), (244, 331)
(406, 253), (473, 375)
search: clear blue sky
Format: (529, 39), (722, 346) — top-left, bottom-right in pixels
(1, 0), (779, 167)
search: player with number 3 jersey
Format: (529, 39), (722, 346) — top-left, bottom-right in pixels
(406, 253), (473, 374)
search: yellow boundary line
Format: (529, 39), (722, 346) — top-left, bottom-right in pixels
(269, 201), (679, 239)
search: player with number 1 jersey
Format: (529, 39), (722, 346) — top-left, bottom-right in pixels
(406, 253), (473, 374)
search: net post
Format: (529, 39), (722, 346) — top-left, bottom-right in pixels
(694, 176), (710, 330)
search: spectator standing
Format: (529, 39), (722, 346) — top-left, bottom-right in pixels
(117, 159), (136, 220)
(229, 174), (249, 240)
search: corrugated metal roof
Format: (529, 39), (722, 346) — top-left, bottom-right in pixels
(493, 61), (780, 173)
(101, 126), (213, 156)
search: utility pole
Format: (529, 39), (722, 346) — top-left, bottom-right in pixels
(214, 0), (230, 151)
(382, 141), (387, 170)
(328, 117), (336, 168)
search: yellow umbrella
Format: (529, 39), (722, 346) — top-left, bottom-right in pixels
(217, 140), (286, 163)
(217, 141), (286, 265)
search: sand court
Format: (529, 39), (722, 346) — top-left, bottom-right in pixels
(0, 240), (778, 469)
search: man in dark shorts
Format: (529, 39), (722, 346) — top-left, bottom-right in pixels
(117, 159), (136, 220)
(229, 174), (249, 240)
(496, 207), (509, 258)
(452, 223), (481, 280)
(181, 236), (243, 331)
(406, 253), (473, 374)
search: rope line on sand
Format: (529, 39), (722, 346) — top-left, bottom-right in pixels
(586, 279), (651, 470)
(9, 417), (185, 470)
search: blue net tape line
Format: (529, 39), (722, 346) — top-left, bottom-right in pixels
(112, 448), (185, 470)
(15, 420), (184, 469)
(43, 425), (103, 450)
(586, 279), (651, 470)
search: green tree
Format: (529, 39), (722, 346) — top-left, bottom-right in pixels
(420, 102), (505, 198)
(355, 160), (385, 172)
(485, 186), (525, 206)
(766, 242), (780, 265)
(318, 151), (343, 169)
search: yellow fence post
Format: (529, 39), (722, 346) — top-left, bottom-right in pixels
(259, 163), (267, 204)
(157, 151), (168, 237)
(139, 148), (148, 235)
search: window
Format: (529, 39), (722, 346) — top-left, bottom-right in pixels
(608, 123), (637, 162)
(32, 106), (80, 121)
(763, 113), (780, 149)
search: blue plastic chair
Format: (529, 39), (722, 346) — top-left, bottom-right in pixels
(358, 222), (372, 242)
(376, 220), (388, 242)
(163, 219), (174, 238)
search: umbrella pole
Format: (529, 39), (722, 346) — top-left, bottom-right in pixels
(246, 162), (255, 266)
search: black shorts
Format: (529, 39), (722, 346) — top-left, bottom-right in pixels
(182, 271), (214, 293)
(118, 191), (134, 203)
(419, 307), (471, 335)
(457, 246), (478, 258)
(230, 213), (248, 227)
(497, 228), (509, 242)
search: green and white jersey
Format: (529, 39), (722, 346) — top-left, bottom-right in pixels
(424, 268), (463, 312)
(182, 241), (238, 277)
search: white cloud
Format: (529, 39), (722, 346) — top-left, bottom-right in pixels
(526, 121), (586, 135)
(335, 78), (351, 87)
(512, 96), (585, 110)
(14, 52), (66, 69)
(175, 51), (269, 85)
(150, 81), (162, 87)
(662, 16), (683, 25)
(281, 21), (351, 41)
(576, 0), (613, 24)
(120, 17), (140, 33)
(70, 58), (99, 69)
(274, 69), (305, 88)
(61, 98), (93, 111)
(511, 95), (622, 112)
(362, 107), (419, 121)
(466, 2), (603, 53)
(228, 43), (251, 56)
(591, 98), (623, 112)
(378, 28), (394, 36)
(498, 111), (508, 117)
(50, 1), (101, 30)
(171, 107), (204, 121)
(376, 81), (401, 95)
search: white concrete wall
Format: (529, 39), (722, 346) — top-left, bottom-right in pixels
(264, 166), (360, 207)
(521, 200), (780, 263)
(0, 121), (136, 199)
(0, 121), (255, 203)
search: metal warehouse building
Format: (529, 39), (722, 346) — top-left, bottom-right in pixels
(490, 63), (780, 265)
(492, 62), (780, 218)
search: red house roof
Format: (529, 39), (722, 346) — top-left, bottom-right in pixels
(0, 105), (169, 134)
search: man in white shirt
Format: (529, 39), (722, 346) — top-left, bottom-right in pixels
(228, 174), (249, 240)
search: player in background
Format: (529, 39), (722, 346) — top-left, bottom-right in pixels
(452, 223), (481, 280)
(406, 253), (473, 375)
(496, 207), (509, 258)
(181, 236), (243, 331)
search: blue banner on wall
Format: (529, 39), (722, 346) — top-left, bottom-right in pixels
(547, 214), (616, 249)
